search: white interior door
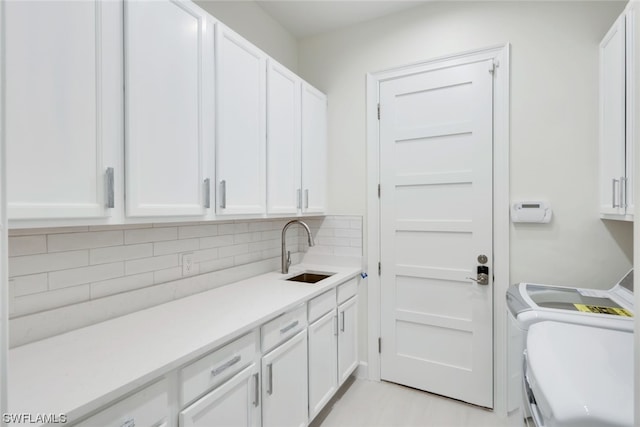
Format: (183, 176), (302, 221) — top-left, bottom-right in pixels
(379, 59), (494, 408)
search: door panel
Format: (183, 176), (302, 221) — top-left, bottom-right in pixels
(338, 296), (358, 384)
(216, 25), (266, 215)
(125, 0), (212, 217)
(6, 0), (121, 219)
(301, 84), (327, 213)
(380, 59), (493, 408)
(308, 310), (338, 420)
(599, 15), (626, 215)
(261, 331), (308, 427)
(267, 61), (301, 215)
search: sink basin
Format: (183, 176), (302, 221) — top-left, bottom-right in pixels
(286, 272), (334, 284)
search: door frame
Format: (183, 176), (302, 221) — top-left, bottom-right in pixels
(365, 44), (510, 415)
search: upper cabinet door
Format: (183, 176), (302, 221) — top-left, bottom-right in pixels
(5, 0), (123, 220)
(267, 61), (301, 215)
(599, 15), (627, 217)
(624, 8), (635, 215)
(301, 84), (328, 214)
(216, 25), (267, 215)
(125, 0), (214, 217)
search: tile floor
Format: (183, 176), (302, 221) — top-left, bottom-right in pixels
(311, 378), (521, 427)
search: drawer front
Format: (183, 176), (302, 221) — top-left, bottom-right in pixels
(181, 330), (258, 406)
(261, 304), (307, 352)
(308, 288), (336, 322)
(337, 278), (357, 304)
(75, 379), (169, 427)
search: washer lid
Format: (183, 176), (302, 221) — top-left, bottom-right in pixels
(526, 322), (633, 427)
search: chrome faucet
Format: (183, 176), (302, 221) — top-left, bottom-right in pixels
(281, 220), (315, 274)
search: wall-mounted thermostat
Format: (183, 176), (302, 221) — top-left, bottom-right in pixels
(511, 201), (552, 223)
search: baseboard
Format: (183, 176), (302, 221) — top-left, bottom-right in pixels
(355, 361), (370, 379)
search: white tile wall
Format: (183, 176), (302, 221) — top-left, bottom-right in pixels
(8, 219), (305, 319)
(8, 215), (363, 347)
(303, 216), (363, 258)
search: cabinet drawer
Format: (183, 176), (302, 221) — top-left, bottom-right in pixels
(180, 330), (258, 406)
(261, 304), (307, 352)
(75, 379), (169, 427)
(308, 288), (336, 322)
(337, 278), (357, 304)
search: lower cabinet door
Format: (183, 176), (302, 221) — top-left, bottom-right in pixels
(338, 296), (358, 385)
(261, 330), (308, 427)
(308, 310), (338, 421)
(179, 364), (260, 427)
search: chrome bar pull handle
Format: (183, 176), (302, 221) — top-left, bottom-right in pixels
(612, 178), (620, 208)
(305, 189), (309, 209)
(203, 178), (211, 208)
(297, 189), (302, 210)
(253, 373), (259, 407)
(280, 320), (299, 335)
(219, 180), (226, 209)
(211, 355), (241, 376)
(340, 311), (345, 332)
(105, 167), (115, 208)
(267, 363), (273, 395)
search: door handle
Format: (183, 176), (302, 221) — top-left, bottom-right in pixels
(467, 265), (489, 285)
(612, 178), (620, 208)
(219, 180), (226, 209)
(253, 373), (259, 407)
(203, 178), (211, 208)
(266, 363), (273, 395)
(105, 167), (115, 208)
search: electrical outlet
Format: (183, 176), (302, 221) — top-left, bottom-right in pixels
(182, 253), (195, 276)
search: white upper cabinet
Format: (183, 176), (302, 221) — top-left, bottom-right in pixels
(600, 7), (635, 220)
(267, 60), (302, 215)
(301, 84), (328, 214)
(125, 0), (214, 217)
(216, 25), (267, 215)
(5, 0), (123, 221)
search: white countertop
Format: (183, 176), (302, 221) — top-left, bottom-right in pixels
(8, 262), (361, 423)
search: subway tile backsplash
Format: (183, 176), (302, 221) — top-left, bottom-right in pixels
(8, 215), (362, 347)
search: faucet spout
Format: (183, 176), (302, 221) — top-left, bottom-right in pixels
(281, 220), (315, 274)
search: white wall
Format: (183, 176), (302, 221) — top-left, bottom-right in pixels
(194, 0), (298, 71)
(298, 1), (632, 289)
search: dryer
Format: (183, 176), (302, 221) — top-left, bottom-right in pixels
(523, 321), (632, 427)
(505, 270), (633, 418)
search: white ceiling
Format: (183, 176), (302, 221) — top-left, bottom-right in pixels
(256, 1), (429, 38)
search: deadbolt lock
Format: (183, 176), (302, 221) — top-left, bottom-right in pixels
(477, 254), (488, 265)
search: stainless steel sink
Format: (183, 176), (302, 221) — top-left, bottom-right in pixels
(286, 272), (334, 284)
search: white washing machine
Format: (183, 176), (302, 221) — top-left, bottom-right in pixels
(523, 321), (632, 427)
(505, 270), (633, 418)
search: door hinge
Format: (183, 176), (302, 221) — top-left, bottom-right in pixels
(378, 337), (382, 353)
(377, 184), (381, 198)
(377, 103), (380, 120)
(489, 60), (499, 74)
(378, 262), (381, 276)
